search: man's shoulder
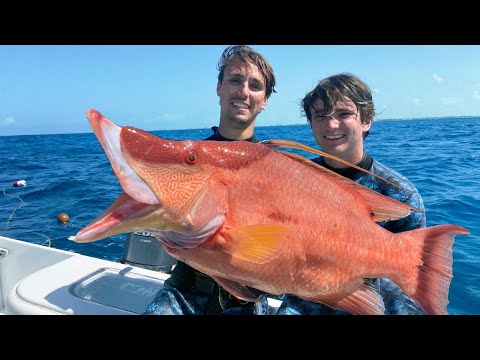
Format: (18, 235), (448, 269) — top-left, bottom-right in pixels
(370, 158), (403, 178)
(203, 126), (219, 140)
(369, 159), (418, 191)
(203, 126), (260, 143)
(369, 158), (425, 209)
(358, 158), (423, 209)
(368, 159), (426, 231)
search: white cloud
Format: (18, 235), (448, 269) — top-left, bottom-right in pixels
(433, 74), (445, 84)
(2, 116), (15, 125)
(139, 113), (186, 124)
(441, 97), (463, 106)
(159, 113), (184, 121)
(412, 98), (422, 106)
(473, 91), (480, 101)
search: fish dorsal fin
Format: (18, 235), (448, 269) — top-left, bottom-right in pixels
(210, 276), (266, 302)
(221, 224), (292, 264)
(279, 151), (421, 222)
(264, 139), (398, 188)
(319, 282), (386, 315)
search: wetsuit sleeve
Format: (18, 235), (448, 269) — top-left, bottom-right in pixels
(276, 280), (425, 315)
(374, 278), (424, 315)
(382, 190), (426, 233)
(372, 166), (427, 315)
(142, 264), (210, 315)
(276, 295), (348, 315)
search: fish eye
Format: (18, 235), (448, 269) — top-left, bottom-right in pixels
(184, 150), (198, 165)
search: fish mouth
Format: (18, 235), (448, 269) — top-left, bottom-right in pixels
(71, 109), (162, 243)
(86, 109), (159, 206)
(72, 192), (162, 243)
(72, 109), (223, 248)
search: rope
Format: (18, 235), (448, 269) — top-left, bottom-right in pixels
(2, 188), (27, 229)
(2, 188), (52, 247)
(29, 231), (52, 247)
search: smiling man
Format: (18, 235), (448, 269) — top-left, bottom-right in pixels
(309, 83), (372, 168)
(213, 46), (273, 140)
(276, 73), (428, 315)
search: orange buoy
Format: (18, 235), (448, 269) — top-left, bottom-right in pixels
(56, 213), (70, 223)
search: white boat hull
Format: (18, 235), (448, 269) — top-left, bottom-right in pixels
(0, 236), (170, 315)
(0, 236), (281, 315)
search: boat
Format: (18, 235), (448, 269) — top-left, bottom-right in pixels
(0, 232), (282, 315)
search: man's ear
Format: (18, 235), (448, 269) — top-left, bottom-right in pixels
(216, 81), (221, 96)
(262, 96), (268, 110)
(362, 118), (373, 131)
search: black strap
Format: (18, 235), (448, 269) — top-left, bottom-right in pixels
(167, 261), (198, 291)
(168, 262), (224, 314)
(168, 261), (251, 314)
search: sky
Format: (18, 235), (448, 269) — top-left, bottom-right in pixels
(1, 45), (480, 136)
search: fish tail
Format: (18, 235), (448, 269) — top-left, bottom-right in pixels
(396, 224), (469, 315)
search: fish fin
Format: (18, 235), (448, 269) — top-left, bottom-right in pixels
(321, 282), (386, 315)
(221, 224), (291, 264)
(279, 150), (422, 222)
(210, 276), (265, 302)
(395, 224), (470, 315)
(352, 185), (421, 222)
(265, 139), (399, 188)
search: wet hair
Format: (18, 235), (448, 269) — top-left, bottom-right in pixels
(302, 73), (375, 139)
(217, 45), (277, 99)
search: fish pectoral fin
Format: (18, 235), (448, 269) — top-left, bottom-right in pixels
(222, 224), (292, 264)
(211, 276), (266, 302)
(322, 282), (386, 315)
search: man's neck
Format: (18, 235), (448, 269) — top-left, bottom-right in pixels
(324, 150), (365, 169)
(317, 153), (373, 181)
(217, 124), (254, 141)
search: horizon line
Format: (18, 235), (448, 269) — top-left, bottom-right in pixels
(1, 115), (479, 137)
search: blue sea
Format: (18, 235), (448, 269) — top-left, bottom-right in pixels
(1, 117), (479, 315)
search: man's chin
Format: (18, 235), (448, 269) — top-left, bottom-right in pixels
(231, 116), (253, 127)
(319, 143), (346, 157)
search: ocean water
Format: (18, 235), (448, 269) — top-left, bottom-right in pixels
(0, 117), (478, 315)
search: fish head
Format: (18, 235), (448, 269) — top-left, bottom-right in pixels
(72, 109), (229, 246)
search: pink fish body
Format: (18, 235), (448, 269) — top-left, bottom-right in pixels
(73, 109), (470, 315)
